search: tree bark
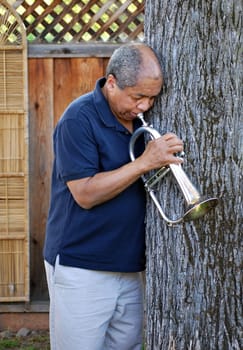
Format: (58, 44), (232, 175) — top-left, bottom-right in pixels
(144, 1), (242, 349)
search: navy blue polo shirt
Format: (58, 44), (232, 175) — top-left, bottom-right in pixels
(44, 78), (146, 272)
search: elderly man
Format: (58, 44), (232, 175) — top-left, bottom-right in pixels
(44, 43), (183, 350)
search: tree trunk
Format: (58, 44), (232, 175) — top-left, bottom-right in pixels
(144, 1), (242, 349)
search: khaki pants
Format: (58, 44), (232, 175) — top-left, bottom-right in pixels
(44, 256), (144, 350)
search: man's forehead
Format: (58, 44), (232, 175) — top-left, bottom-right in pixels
(127, 78), (162, 96)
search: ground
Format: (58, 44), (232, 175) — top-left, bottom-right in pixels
(0, 330), (50, 350)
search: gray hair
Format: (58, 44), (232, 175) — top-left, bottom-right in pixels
(106, 44), (143, 89)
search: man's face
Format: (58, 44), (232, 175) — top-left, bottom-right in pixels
(105, 75), (162, 124)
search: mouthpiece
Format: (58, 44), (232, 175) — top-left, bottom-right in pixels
(137, 113), (149, 126)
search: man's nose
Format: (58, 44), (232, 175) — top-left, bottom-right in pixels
(137, 98), (153, 111)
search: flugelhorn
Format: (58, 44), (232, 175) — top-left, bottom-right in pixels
(129, 113), (218, 226)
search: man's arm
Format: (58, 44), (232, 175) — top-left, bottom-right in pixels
(67, 133), (183, 209)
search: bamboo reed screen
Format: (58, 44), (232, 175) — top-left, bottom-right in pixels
(0, 0), (29, 301)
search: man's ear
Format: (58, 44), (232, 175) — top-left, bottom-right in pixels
(106, 74), (116, 90)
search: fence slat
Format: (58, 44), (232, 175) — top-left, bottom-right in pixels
(28, 58), (54, 299)
(54, 57), (105, 124)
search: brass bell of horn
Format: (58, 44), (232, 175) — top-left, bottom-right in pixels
(129, 113), (218, 226)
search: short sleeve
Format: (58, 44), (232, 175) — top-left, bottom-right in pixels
(54, 118), (99, 182)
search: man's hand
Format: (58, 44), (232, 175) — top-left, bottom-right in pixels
(138, 133), (184, 171)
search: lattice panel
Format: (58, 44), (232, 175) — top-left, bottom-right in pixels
(15, 0), (144, 43)
(0, 0), (23, 45)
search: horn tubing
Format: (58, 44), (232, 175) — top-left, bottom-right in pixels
(129, 113), (218, 225)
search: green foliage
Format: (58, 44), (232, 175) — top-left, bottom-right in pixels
(0, 334), (50, 350)
(0, 338), (20, 349)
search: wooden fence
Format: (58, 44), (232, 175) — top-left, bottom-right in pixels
(28, 55), (111, 300)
